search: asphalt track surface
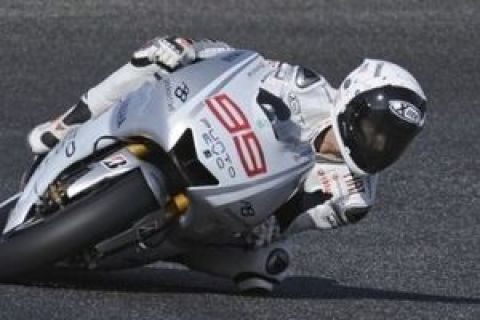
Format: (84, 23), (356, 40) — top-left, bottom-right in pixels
(0, 1), (479, 319)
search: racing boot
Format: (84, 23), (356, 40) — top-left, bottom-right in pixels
(28, 100), (92, 154)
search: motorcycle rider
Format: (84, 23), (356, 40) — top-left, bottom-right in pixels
(28, 36), (427, 291)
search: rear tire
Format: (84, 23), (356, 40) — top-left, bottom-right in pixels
(235, 276), (275, 294)
(0, 170), (159, 280)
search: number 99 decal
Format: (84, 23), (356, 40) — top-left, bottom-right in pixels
(206, 94), (267, 177)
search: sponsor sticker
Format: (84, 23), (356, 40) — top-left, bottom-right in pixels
(174, 82), (189, 102)
(102, 154), (128, 170)
(164, 79), (175, 112)
(116, 100), (129, 128)
(240, 200), (255, 217)
(199, 118), (237, 179)
(65, 141), (76, 158)
(388, 100), (423, 125)
(287, 92), (306, 125)
(55, 127), (79, 158)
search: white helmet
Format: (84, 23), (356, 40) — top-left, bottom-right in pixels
(331, 59), (427, 176)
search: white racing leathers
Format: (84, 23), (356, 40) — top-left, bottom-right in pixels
(69, 39), (378, 289)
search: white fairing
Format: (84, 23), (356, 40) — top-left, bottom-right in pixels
(4, 113), (116, 232)
(332, 59), (426, 176)
(4, 50), (314, 235)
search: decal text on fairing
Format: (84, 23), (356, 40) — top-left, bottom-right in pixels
(200, 118), (237, 178)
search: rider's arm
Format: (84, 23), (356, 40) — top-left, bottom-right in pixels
(191, 39), (234, 59)
(278, 164), (378, 235)
(81, 62), (161, 118)
(81, 36), (234, 119)
(245, 172), (375, 248)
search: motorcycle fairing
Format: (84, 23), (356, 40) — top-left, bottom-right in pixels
(4, 50), (315, 235)
(3, 50), (263, 233)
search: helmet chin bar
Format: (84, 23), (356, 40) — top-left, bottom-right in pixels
(330, 110), (368, 176)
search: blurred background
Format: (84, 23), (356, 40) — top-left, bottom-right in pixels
(0, 1), (478, 319)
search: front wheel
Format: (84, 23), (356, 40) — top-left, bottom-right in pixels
(0, 170), (159, 280)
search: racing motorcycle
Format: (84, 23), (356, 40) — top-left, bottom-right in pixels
(0, 50), (314, 280)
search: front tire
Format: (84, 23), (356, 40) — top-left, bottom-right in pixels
(0, 170), (159, 280)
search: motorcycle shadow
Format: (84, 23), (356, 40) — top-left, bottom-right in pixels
(4, 267), (480, 305)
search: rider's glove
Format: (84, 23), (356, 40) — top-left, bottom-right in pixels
(242, 216), (282, 248)
(131, 36), (195, 72)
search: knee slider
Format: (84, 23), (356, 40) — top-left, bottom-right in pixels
(266, 248), (290, 275)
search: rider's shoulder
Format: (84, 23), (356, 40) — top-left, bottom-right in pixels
(271, 62), (333, 93)
(295, 65), (323, 88)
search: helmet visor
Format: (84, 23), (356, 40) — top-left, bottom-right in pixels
(337, 86), (426, 174)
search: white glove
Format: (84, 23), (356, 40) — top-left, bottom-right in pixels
(303, 163), (377, 229)
(131, 36), (195, 71)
